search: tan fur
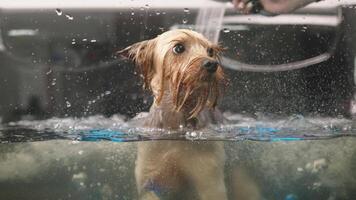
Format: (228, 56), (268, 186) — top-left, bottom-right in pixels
(118, 29), (228, 200)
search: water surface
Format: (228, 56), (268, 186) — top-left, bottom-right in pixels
(0, 114), (355, 200)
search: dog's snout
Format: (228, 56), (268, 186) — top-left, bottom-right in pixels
(202, 60), (218, 73)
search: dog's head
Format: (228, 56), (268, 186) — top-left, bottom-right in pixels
(118, 29), (227, 118)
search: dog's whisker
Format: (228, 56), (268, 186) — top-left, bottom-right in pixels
(188, 95), (203, 119)
(189, 86), (210, 118)
(176, 86), (193, 111)
(207, 82), (214, 108)
(175, 73), (185, 105)
(155, 66), (166, 104)
(208, 81), (219, 108)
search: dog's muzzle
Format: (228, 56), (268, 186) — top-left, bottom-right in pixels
(202, 59), (218, 73)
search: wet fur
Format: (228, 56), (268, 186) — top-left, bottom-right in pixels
(118, 29), (228, 200)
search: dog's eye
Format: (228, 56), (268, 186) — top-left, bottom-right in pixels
(207, 48), (214, 57)
(173, 44), (185, 54)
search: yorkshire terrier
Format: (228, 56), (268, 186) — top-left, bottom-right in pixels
(118, 29), (228, 200)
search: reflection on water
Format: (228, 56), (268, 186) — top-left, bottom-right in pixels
(0, 114), (356, 200)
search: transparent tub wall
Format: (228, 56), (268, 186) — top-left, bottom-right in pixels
(1, 138), (355, 200)
(1, 2), (356, 200)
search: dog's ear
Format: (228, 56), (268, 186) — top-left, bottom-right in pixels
(117, 39), (156, 90)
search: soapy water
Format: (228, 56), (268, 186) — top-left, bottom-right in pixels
(1, 113), (355, 143)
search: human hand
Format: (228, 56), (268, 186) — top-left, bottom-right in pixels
(232, 0), (318, 14)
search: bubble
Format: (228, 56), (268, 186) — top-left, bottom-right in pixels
(183, 8), (190, 13)
(71, 140), (80, 144)
(182, 19), (188, 24)
(55, 8), (62, 16)
(90, 39), (97, 43)
(297, 167), (304, 172)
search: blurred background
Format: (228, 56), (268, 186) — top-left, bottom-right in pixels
(0, 0), (356, 123)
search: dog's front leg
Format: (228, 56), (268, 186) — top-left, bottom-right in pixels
(188, 160), (227, 200)
(183, 142), (227, 200)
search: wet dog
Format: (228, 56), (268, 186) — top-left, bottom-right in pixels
(118, 29), (228, 200)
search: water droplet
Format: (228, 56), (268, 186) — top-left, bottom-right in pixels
(65, 14), (74, 20)
(145, 4), (150, 8)
(131, 12), (135, 16)
(66, 101), (71, 108)
(55, 8), (62, 16)
(90, 39), (97, 43)
(71, 41), (76, 45)
(140, 7), (145, 11)
(183, 8), (190, 13)
(82, 38), (87, 41)
(297, 167), (304, 172)
(155, 11), (161, 15)
(222, 28), (230, 33)
(104, 91), (111, 95)
(78, 150), (84, 155)
(182, 19), (188, 24)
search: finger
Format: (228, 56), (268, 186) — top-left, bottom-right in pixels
(232, 0), (245, 10)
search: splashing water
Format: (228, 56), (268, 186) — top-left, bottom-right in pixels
(195, 4), (226, 43)
(55, 8), (63, 16)
(65, 14), (74, 20)
(2, 113), (356, 143)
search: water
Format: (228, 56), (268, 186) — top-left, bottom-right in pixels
(195, 4), (226, 43)
(0, 114), (356, 200)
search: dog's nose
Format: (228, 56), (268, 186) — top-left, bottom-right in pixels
(202, 60), (218, 73)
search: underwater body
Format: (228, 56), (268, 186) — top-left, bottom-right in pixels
(0, 114), (355, 200)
